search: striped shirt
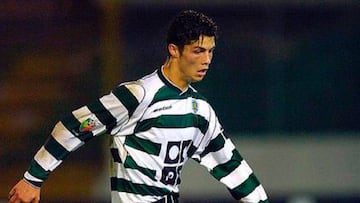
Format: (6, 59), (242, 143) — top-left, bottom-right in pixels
(24, 67), (269, 203)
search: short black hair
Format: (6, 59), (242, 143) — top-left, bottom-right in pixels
(167, 10), (218, 52)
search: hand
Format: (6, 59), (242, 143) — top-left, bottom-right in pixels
(8, 179), (40, 203)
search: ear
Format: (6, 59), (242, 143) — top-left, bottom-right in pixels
(168, 44), (180, 58)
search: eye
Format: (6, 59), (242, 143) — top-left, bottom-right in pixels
(193, 49), (203, 54)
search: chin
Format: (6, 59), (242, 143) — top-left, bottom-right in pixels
(192, 78), (204, 83)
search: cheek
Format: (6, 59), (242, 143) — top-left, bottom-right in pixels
(180, 55), (198, 66)
(187, 55), (202, 65)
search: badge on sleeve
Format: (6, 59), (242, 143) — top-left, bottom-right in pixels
(79, 118), (96, 132)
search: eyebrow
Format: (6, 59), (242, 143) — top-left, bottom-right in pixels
(193, 46), (216, 51)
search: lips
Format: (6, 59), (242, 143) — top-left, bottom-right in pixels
(197, 69), (208, 77)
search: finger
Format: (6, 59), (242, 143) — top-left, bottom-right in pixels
(9, 192), (18, 203)
(8, 188), (15, 199)
(31, 196), (40, 203)
(31, 198), (40, 203)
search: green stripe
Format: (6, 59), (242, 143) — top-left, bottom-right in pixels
(187, 144), (197, 158)
(88, 100), (116, 132)
(150, 86), (207, 106)
(150, 86), (183, 106)
(125, 135), (161, 155)
(78, 132), (94, 142)
(200, 133), (225, 158)
(112, 85), (140, 117)
(124, 156), (157, 180)
(61, 113), (81, 135)
(111, 177), (169, 196)
(44, 136), (69, 160)
(61, 113), (94, 142)
(260, 200), (270, 203)
(110, 148), (122, 163)
(229, 174), (261, 200)
(135, 114), (209, 134)
(210, 149), (243, 180)
(27, 160), (50, 181)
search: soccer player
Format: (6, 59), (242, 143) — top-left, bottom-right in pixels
(8, 10), (269, 203)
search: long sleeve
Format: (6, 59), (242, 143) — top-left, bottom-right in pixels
(192, 107), (269, 203)
(23, 82), (145, 187)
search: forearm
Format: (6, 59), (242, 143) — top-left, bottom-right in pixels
(23, 120), (85, 186)
(198, 132), (269, 202)
(23, 82), (144, 187)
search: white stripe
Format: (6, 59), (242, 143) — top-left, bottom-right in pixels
(112, 191), (159, 203)
(125, 147), (161, 173)
(112, 154), (178, 193)
(92, 125), (107, 135)
(100, 93), (129, 124)
(34, 146), (62, 171)
(72, 106), (106, 136)
(117, 146), (171, 188)
(241, 185), (268, 202)
(143, 99), (210, 121)
(72, 106), (104, 125)
(24, 171), (43, 182)
(72, 106), (92, 121)
(135, 127), (199, 145)
(124, 83), (145, 103)
(220, 160), (253, 189)
(112, 191), (136, 203)
(200, 139), (236, 170)
(72, 104), (106, 136)
(51, 122), (83, 151)
(117, 167), (163, 188)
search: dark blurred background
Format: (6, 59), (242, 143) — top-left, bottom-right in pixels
(0, 1), (359, 202)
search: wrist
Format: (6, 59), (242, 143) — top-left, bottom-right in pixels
(22, 178), (42, 189)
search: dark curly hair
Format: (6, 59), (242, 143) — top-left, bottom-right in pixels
(167, 10), (218, 53)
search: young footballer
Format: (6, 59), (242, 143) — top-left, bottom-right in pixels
(9, 10), (269, 203)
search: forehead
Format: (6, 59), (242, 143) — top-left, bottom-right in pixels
(188, 35), (216, 48)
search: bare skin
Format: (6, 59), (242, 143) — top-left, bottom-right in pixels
(8, 35), (216, 203)
(163, 35), (216, 91)
(8, 179), (40, 203)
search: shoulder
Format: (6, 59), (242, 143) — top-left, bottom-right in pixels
(139, 69), (163, 89)
(113, 70), (160, 103)
(117, 81), (146, 103)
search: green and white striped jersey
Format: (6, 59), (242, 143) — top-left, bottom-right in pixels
(24, 67), (269, 203)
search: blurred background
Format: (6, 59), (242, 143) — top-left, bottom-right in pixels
(0, 0), (359, 202)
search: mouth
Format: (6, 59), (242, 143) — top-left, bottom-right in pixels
(198, 69), (208, 74)
(198, 69), (207, 76)
(197, 69), (208, 77)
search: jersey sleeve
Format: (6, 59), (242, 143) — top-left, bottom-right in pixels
(192, 107), (269, 203)
(23, 82), (145, 187)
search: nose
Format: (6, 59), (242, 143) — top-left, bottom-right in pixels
(203, 52), (212, 65)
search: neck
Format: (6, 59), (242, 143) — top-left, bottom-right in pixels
(162, 58), (189, 91)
